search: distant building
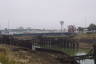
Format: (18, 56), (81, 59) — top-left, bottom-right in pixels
(0, 28), (61, 35)
(1, 28), (9, 35)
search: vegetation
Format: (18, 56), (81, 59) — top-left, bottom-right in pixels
(0, 47), (16, 64)
(0, 44), (73, 64)
(77, 23), (96, 33)
(77, 27), (84, 32)
(88, 23), (96, 32)
(73, 33), (96, 39)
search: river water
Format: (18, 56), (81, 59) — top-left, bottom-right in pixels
(76, 52), (94, 64)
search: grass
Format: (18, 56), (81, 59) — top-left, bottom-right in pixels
(0, 45), (24, 64)
(73, 33), (96, 39)
(41, 46), (91, 56)
(0, 52), (16, 64)
(0, 44), (65, 64)
(57, 48), (90, 56)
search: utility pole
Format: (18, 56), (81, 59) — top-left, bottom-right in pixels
(8, 20), (11, 47)
(85, 16), (87, 28)
(7, 20), (10, 36)
(0, 25), (1, 34)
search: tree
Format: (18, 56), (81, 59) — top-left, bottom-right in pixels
(68, 25), (76, 32)
(77, 27), (84, 32)
(88, 24), (96, 32)
(18, 26), (24, 29)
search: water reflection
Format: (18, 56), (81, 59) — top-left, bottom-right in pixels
(80, 59), (94, 64)
(76, 52), (86, 56)
(76, 52), (94, 64)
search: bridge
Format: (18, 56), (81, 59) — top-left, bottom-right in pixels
(13, 32), (76, 36)
(2, 35), (96, 64)
(0, 35), (79, 64)
(0, 35), (79, 49)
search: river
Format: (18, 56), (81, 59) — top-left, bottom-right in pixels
(51, 48), (94, 64)
(76, 52), (94, 64)
(62, 48), (94, 64)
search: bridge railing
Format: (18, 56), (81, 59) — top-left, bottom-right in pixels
(0, 35), (79, 51)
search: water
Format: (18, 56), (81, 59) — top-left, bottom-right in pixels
(57, 48), (94, 64)
(76, 52), (94, 64)
(79, 59), (94, 64)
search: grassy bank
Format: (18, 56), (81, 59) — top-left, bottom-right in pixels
(0, 44), (74, 64)
(73, 33), (96, 39)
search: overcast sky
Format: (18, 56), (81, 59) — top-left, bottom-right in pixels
(0, 0), (96, 29)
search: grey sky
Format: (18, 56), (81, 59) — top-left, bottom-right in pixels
(0, 0), (96, 29)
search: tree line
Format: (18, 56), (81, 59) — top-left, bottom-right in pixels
(78, 23), (96, 32)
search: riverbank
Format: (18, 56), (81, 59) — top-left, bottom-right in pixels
(0, 44), (78, 64)
(73, 33), (96, 49)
